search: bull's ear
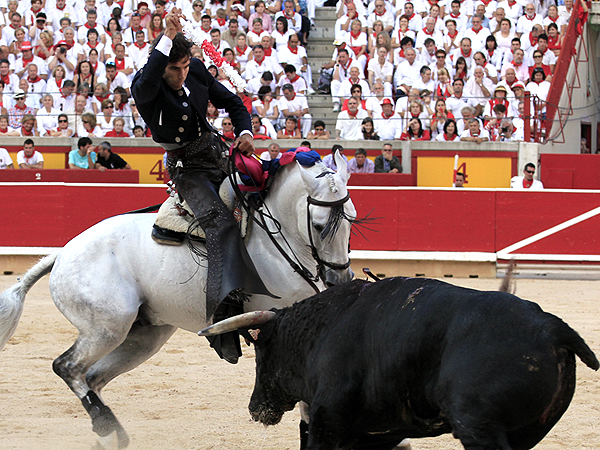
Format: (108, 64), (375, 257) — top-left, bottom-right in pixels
(241, 328), (260, 345)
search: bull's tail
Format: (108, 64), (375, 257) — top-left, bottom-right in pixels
(550, 315), (599, 371)
(0, 253), (58, 351)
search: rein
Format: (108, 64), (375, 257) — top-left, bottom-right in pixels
(229, 149), (350, 294)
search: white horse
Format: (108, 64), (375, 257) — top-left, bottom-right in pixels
(0, 152), (355, 450)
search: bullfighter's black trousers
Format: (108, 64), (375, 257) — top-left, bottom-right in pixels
(166, 136), (273, 361)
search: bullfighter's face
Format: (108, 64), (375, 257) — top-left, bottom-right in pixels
(163, 56), (190, 90)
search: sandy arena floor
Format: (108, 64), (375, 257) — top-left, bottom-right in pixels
(0, 275), (598, 450)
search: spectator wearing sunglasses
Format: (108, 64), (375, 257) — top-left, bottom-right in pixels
(511, 162), (544, 189)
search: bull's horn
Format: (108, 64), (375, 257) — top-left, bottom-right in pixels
(198, 311), (276, 336)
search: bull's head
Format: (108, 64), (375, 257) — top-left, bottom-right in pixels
(199, 311), (298, 425)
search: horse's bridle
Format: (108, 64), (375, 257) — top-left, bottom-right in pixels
(306, 192), (352, 285)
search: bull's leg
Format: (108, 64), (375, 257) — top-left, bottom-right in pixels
(449, 419), (512, 450)
(52, 308), (138, 449)
(85, 323), (177, 393)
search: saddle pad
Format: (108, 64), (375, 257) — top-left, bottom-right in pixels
(154, 177), (248, 240)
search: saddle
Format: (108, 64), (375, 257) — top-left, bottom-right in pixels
(152, 176), (249, 246)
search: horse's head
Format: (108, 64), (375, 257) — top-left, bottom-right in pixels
(297, 151), (356, 286)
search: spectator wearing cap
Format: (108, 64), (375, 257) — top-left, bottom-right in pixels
(374, 98), (402, 140)
(29, 12), (53, 47)
(508, 80), (525, 116)
(95, 140), (131, 170)
(135, 2), (152, 28)
(14, 41), (48, 80)
(8, 90), (35, 128)
(483, 85), (511, 119)
(47, 38), (77, 76)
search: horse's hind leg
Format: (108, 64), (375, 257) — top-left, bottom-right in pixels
(86, 322), (177, 393)
(52, 311), (138, 450)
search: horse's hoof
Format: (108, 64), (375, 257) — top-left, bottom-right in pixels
(95, 429), (128, 450)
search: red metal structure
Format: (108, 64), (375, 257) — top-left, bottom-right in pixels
(544, 0), (590, 143)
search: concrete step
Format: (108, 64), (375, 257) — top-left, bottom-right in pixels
(314, 6), (337, 21)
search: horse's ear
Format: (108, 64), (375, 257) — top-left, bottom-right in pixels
(334, 150), (349, 183)
(298, 162), (319, 193)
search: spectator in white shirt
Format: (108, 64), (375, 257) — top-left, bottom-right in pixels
(460, 118), (490, 143)
(278, 83), (311, 138)
(367, 0), (394, 34)
(335, 96), (368, 140)
(367, 46), (394, 97)
(394, 47), (422, 97)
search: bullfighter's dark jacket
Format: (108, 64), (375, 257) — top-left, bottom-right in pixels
(131, 36), (251, 148)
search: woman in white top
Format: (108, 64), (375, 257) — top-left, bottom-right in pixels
(97, 98), (117, 135)
(104, 32), (124, 63)
(47, 65), (68, 105)
(78, 112), (104, 138)
(271, 17), (295, 52)
(493, 18), (515, 51)
(82, 28), (105, 63)
(247, 17), (270, 47)
(189, 0), (206, 28)
(36, 94), (62, 136)
(253, 86), (279, 129)
(435, 118), (460, 141)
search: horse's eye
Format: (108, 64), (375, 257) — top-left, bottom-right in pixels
(313, 223), (325, 233)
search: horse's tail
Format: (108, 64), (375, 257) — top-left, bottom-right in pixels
(0, 253), (57, 351)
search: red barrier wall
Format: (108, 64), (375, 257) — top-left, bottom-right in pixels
(540, 154), (600, 189)
(0, 169), (139, 183)
(0, 184), (167, 247)
(2, 185), (599, 262)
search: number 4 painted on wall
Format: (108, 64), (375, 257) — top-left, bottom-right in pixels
(150, 159), (165, 181)
(457, 162), (467, 184)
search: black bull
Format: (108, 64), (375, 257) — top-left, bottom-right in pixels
(201, 277), (599, 450)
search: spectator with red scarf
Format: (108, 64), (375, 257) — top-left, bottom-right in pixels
(399, 117), (431, 141)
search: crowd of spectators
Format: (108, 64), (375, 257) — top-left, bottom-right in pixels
(0, 0), (581, 143)
(0, 0), (316, 139)
(324, 0), (581, 142)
